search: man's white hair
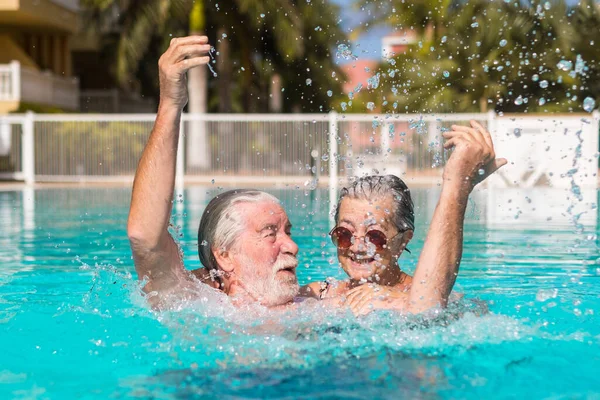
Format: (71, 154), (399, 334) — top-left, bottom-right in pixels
(198, 190), (280, 272)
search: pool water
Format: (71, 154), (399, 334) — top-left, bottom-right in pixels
(0, 186), (599, 399)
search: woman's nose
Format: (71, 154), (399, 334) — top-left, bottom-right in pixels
(349, 235), (366, 253)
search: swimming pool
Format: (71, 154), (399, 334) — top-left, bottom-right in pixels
(0, 186), (598, 399)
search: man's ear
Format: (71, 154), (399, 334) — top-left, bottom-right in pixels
(213, 247), (235, 273)
(403, 230), (414, 243)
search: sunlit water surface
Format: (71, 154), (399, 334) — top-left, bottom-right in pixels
(0, 186), (598, 399)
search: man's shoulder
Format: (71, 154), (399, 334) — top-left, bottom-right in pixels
(191, 268), (220, 289)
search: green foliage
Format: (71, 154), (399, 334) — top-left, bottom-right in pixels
(13, 102), (69, 114)
(565, 0), (600, 105)
(80, 0), (346, 112)
(350, 0), (598, 114)
(34, 121), (149, 175)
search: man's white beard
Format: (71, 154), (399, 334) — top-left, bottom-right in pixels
(237, 254), (299, 306)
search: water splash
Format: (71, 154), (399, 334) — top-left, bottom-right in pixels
(336, 44), (358, 61)
(408, 117), (426, 134)
(367, 73), (381, 90)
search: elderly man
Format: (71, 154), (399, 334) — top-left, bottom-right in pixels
(127, 36), (299, 308)
(128, 36), (505, 313)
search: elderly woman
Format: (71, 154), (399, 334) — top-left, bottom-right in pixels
(301, 175), (416, 311)
(302, 121), (506, 315)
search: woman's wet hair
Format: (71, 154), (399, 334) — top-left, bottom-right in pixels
(335, 175), (415, 232)
(198, 189), (279, 271)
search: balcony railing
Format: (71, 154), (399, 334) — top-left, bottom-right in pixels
(0, 61), (79, 111)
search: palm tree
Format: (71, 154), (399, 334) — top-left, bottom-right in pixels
(565, 0), (600, 110)
(353, 0), (579, 114)
(80, 0), (345, 113)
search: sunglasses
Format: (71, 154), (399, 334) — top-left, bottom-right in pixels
(329, 226), (411, 253)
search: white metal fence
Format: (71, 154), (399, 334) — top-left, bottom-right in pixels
(0, 61), (20, 102)
(0, 111), (598, 190)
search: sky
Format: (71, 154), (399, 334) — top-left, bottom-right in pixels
(330, 0), (390, 61)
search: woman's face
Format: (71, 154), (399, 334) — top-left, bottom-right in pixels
(335, 196), (410, 282)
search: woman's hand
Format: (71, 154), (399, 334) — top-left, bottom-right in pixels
(344, 284), (408, 316)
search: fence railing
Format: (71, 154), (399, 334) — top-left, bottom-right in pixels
(0, 61), (20, 102)
(0, 111), (598, 192)
(0, 62), (79, 110)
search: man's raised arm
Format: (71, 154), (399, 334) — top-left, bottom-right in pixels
(127, 36), (211, 294)
(408, 121), (506, 313)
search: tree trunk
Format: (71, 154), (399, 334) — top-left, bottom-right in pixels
(479, 96), (487, 113)
(269, 73), (282, 112)
(217, 28), (232, 113)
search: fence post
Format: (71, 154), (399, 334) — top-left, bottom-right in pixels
(22, 111), (35, 185)
(328, 111), (338, 222)
(10, 61), (21, 101)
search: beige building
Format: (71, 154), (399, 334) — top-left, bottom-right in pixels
(0, 0), (80, 113)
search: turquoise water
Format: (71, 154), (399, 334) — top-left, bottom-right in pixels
(0, 186), (599, 399)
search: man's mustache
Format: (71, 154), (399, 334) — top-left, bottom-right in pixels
(273, 255), (298, 272)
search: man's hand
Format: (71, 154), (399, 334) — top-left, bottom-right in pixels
(442, 120), (507, 194)
(158, 36), (211, 110)
(344, 284), (408, 316)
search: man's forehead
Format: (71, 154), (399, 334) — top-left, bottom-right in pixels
(236, 201), (289, 224)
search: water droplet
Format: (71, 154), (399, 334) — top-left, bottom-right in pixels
(514, 95), (524, 105)
(544, 1), (551, 10)
(499, 39), (507, 47)
(583, 97), (596, 112)
(367, 73), (381, 90)
(441, 36), (447, 43)
(305, 78), (312, 86)
(532, 74), (539, 82)
(478, 168), (485, 176)
(575, 54), (585, 75)
(471, 22), (479, 28)
(336, 44), (357, 61)
(314, 26), (322, 31)
(513, 128), (522, 137)
(260, 13), (265, 18)
(539, 97), (546, 106)
(327, 90), (333, 97)
(443, 71), (450, 78)
(557, 60), (573, 71)
(366, 102), (375, 111)
(340, 102), (348, 111)
(540, 80), (549, 89)
(201, 240), (208, 246)
(321, 154), (329, 162)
